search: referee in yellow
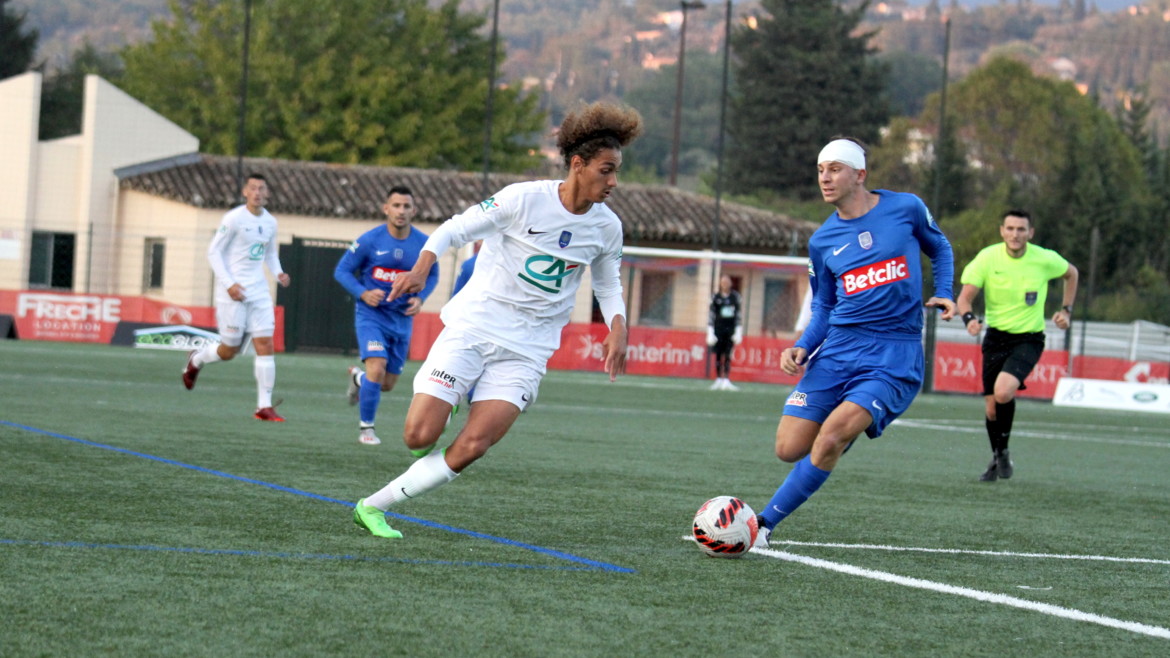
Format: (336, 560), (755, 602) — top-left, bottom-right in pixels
(956, 209), (1078, 482)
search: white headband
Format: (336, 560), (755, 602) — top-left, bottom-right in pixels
(818, 139), (866, 170)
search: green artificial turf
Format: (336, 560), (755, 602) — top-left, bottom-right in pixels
(1, 340), (1168, 656)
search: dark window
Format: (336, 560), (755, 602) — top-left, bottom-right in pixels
(638, 271), (673, 326)
(763, 277), (799, 336)
(29, 231), (75, 289)
(144, 238), (166, 290)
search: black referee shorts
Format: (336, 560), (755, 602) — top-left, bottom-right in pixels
(981, 327), (1045, 395)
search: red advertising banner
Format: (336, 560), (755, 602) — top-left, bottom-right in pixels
(929, 341), (1169, 398)
(6, 291), (1163, 399)
(409, 314), (803, 385)
(931, 341), (1068, 399)
(0, 290), (284, 351)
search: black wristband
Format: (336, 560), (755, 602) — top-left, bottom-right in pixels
(962, 311), (977, 327)
(1062, 305), (1073, 314)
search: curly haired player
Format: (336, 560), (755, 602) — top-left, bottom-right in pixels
(353, 101), (643, 538)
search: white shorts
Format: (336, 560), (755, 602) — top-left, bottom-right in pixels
(413, 327), (544, 411)
(216, 297), (276, 346)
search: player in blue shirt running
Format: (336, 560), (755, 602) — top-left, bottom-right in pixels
(754, 137), (956, 547)
(451, 243), (479, 297)
(334, 186), (439, 446)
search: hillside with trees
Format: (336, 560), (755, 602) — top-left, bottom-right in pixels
(7, 0), (1170, 322)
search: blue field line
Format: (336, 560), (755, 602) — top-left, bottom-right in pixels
(0, 419), (635, 574)
(0, 538), (610, 571)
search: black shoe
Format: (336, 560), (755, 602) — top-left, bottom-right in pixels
(979, 457), (998, 482)
(996, 450), (1013, 479)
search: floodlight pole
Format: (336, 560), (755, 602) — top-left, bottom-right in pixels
(481, 0), (500, 199)
(669, 1), (705, 187)
(235, 0), (253, 197)
(705, 0), (730, 379)
(924, 16), (950, 394)
(711, 0), (731, 267)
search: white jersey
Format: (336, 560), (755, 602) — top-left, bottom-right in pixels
(207, 204), (284, 304)
(424, 180), (626, 362)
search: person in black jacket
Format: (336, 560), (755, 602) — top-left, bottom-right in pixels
(707, 274), (743, 390)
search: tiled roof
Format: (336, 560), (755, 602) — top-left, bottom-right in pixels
(117, 153), (818, 254)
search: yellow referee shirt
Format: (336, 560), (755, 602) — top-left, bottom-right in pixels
(960, 243), (1069, 334)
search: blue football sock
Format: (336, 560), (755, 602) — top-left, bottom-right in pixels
(358, 377), (382, 426)
(759, 455), (832, 530)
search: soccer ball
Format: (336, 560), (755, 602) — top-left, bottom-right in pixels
(692, 496), (759, 558)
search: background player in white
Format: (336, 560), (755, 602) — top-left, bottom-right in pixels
(182, 173), (291, 422)
(352, 101), (643, 538)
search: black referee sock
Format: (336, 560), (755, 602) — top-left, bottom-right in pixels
(985, 417), (1001, 454)
(994, 399), (1016, 454)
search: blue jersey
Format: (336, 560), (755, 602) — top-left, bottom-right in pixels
(334, 225), (439, 329)
(452, 253), (477, 296)
(796, 190), (953, 352)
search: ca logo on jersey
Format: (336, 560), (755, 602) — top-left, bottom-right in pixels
(479, 197), (499, 212)
(518, 254), (579, 293)
(248, 243), (266, 261)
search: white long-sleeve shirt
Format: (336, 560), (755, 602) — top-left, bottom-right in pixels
(424, 180), (626, 362)
(207, 204), (284, 304)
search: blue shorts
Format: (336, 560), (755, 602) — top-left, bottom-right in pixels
(783, 326), (923, 438)
(355, 314), (411, 375)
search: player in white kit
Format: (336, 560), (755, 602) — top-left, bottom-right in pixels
(182, 173), (291, 421)
(353, 102), (643, 538)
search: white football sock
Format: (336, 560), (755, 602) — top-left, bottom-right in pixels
(254, 355), (276, 408)
(192, 343), (223, 368)
(365, 451), (458, 510)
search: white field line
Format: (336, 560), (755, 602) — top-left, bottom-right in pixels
(773, 540), (1170, 566)
(682, 535), (1170, 640)
(755, 545), (1170, 640)
(895, 419), (1170, 449)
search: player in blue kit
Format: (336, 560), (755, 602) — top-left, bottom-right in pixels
(335, 186), (439, 446)
(754, 138), (957, 547)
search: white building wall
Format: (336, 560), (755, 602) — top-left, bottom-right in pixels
(0, 73), (41, 289)
(78, 75), (199, 294)
(0, 74), (200, 295)
(34, 138), (83, 232)
(116, 189), (454, 310)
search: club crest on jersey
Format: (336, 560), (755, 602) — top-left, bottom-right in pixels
(479, 197), (499, 212)
(1025, 291), (1038, 306)
(559, 231), (573, 248)
(859, 231), (874, 249)
(394, 248), (403, 260)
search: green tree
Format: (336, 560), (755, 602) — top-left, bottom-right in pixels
(119, 0), (544, 172)
(879, 50), (942, 118)
(0, 0), (38, 79)
(1116, 87), (1158, 172)
(726, 0), (889, 199)
(622, 51), (725, 184)
(942, 57), (1155, 317)
(921, 115), (970, 220)
(39, 42), (124, 140)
